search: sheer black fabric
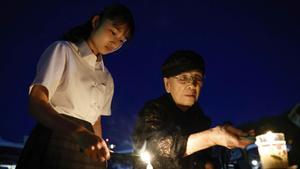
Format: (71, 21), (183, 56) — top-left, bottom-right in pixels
(132, 94), (211, 169)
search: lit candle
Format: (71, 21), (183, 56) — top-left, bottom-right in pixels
(139, 142), (154, 169)
(146, 162), (153, 169)
(255, 131), (289, 168)
(140, 150), (153, 169)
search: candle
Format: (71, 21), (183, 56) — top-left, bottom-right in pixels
(255, 131), (289, 169)
(140, 150), (154, 169)
(139, 142), (154, 169)
(146, 163), (154, 169)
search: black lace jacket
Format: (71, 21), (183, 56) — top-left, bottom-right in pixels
(132, 94), (211, 169)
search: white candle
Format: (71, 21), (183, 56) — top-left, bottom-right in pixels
(140, 151), (154, 169)
(255, 131), (288, 169)
(146, 163), (153, 169)
(139, 142), (154, 169)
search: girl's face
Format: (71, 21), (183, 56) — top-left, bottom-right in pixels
(88, 17), (129, 56)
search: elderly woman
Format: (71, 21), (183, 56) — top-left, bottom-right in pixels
(132, 50), (252, 169)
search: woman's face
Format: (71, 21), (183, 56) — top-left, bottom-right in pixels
(164, 70), (204, 111)
(88, 17), (129, 55)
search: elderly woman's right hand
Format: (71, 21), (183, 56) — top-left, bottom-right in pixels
(208, 125), (253, 149)
(72, 128), (110, 162)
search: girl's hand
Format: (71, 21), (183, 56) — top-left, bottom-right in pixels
(72, 128), (110, 162)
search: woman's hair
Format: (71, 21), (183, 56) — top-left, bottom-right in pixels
(161, 50), (205, 78)
(62, 4), (135, 43)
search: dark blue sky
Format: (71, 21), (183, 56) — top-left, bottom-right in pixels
(1, 1), (299, 150)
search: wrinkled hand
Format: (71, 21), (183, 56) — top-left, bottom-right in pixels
(73, 128), (110, 162)
(208, 125), (253, 149)
(223, 125), (255, 137)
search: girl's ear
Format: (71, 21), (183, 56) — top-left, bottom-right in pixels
(163, 77), (171, 93)
(91, 15), (100, 29)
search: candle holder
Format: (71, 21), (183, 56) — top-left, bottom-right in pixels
(255, 131), (289, 169)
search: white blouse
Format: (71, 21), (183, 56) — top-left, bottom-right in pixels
(30, 40), (114, 124)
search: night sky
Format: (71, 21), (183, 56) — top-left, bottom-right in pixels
(1, 0), (300, 151)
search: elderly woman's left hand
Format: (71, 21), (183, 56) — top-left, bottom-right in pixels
(208, 125), (254, 149)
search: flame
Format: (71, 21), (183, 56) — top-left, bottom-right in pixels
(139, 141), (154, 169)
(139, 142), (152, 163)
(265, 131), (276, 142)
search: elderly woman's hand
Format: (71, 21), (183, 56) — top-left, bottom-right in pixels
(208, 125), (253, 149)
(185, 125), (254, 156)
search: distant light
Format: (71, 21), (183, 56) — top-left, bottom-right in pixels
(109, 144), (116, 149)
(105, 138), (109, 142)
(251, 160), (258, 166)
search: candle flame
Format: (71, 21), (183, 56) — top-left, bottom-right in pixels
(266, 131), (272, 134)
(266, 131), (276, 142)
(141, 151), (151, 164)
(139, 141), (152, 164)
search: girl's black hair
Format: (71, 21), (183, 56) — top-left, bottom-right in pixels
(62, 4), (135, 43)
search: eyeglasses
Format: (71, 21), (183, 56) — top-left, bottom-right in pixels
(173, 75), (204, 86)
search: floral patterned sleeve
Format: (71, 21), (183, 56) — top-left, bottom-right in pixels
(132, 101), (188, 159)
